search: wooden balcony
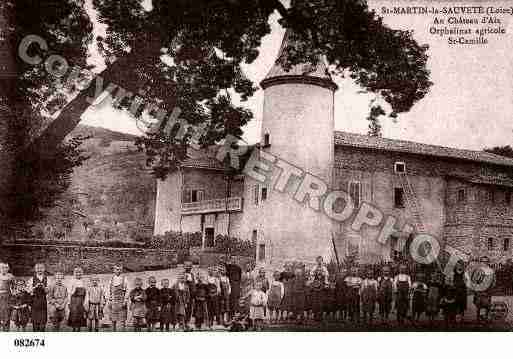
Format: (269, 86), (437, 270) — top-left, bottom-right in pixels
(181, 197), (243, 215)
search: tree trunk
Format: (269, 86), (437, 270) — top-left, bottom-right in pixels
(0, 1), (16, 238)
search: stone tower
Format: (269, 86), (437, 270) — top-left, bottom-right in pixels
(256, 29), (338, 266)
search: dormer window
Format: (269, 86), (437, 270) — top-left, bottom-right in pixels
(263, 133), (270, 148)
(394, 162), (406, 174)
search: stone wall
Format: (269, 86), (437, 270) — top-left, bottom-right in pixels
(0, 244), (179, 276)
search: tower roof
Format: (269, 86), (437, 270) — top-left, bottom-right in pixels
(260, 29), (337, 91)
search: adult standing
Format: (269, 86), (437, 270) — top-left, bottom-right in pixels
(393, 264), (412, 325)
(224, 255), (242, 320)
(28, 263), (48, 331)
(68, 267), (87, 332)
(453, 262), (467, 322)
(107, 264), (128, 331)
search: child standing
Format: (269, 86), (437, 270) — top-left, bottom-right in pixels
(441, 286), (457, 328)
(159, 278), (175, 331)
(0, 263), (14, 331)
(207, 267), (221, 328)
(267, 271), (284, 324)
(47, 272), (68, 331)
(10, 279), (31, 331)
(68, 267), (88, 332)
(107, 264), (128, 332)
(426, 273), (441, 322)
(310, 267), (326, 322)
(87, 277), (105, 332)
(219, 266), (231, 327)
(360, 269), (378, 324)
(194, 273), (210, 330)
(377, 266), (393, 322)
(291, 267), (307, 323)
(174, 273), (191, 331)
(248, 281), (268, 331)
(345, 267), (362, 323)
(145, 276), (160, 332)
(335, 268), (348, 322)
(412, 272), (428, 322)
(393, 264), (412, 324)
(28, 263), (48, 331)
(129, 277), (147, 332)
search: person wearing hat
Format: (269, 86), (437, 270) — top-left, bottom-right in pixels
(377, 266), (393, 322)
(393, 264), (412, 325)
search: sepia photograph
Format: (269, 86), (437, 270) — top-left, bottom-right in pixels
(1, 1), (513, 352)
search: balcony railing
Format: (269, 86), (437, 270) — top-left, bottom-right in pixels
(181, 197), (243, 215)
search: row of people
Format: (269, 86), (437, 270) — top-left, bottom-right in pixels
(0, 257), (494, 331)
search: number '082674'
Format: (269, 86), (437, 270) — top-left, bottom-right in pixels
(13, 338), (45, 347)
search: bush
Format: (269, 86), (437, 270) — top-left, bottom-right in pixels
(144, 231), (203, 251)
(213, 234), (256, 257)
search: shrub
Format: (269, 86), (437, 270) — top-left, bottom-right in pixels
(213, 234), (256, 257)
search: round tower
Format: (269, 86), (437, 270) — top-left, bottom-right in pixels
(253, 29), (338, 267)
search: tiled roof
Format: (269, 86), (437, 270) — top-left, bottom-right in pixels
(334, 131), (513, 168)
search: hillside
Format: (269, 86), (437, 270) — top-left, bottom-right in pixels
(33, 124), (156, 240)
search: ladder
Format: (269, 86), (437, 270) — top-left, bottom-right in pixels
(397, 172), (426, 233)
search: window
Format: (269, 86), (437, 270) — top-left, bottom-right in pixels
(394, 187), (405, 208)
(457, 188), (466, 203)
(258, 243), (266, 261)
(506, 192), (511, 205)
(204, 228), (215, 248)
(252, 230), (257, 244)
(183, 189), (204, 203)
(487, 238), (495, 251)
(261, 187), (268, 201)
(504, 238), (510, 251)
(349, 181), (361, 208)
(263, 133), (270, 148)
(394, 162), (406, 174)
(253, 185), (259, 205)
(488, 189), (495, 203)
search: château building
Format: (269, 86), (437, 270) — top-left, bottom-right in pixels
(154, 31), (513, 268)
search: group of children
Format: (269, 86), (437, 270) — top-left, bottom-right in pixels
(0, 258), (494, 331)
(262, 257), (487, 327)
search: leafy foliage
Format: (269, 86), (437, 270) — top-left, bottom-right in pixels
(213, 234), (257, 257)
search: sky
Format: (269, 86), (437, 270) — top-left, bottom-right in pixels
(81, 0), (513, 151)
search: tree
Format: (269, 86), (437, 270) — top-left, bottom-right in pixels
(2, 0), (432, 234)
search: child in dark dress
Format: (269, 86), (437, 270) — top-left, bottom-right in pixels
(426, 273), (442, 322)
(377, 266), (393, 322)
(194, 273), (210, 330)
(268, 271), (284, 324)
(441, 286), (457, 328)
(412, 272), (428, 322)
(29, 263), (48, 332)
(145, 276), (160, 331)
(335, 268), (348, 322)
(393, 264), (412, 324)
(159, 279), (175, 331)
(453, 263), (467, 322)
